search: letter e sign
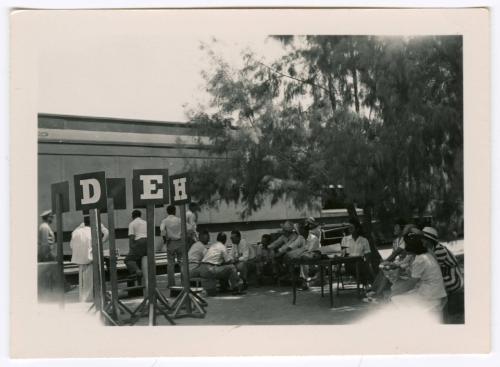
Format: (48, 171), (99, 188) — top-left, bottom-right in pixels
(132, 169), (169, 208)
(169, 173), (191, 205)
(74, 171), (107, 211)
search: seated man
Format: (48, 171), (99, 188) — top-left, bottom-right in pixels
(199, 232), (245, 295)
(229, 230), (254, 289)
(255, 234), (273, 282)
(340, 219), (374, 286)
(268, 221), (298, 277)
(187, 229), (210, 278)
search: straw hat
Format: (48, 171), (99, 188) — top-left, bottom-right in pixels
(422, 227), (439, 243)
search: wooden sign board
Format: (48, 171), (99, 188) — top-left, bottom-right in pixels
(132, 169), (169, 208)
(74, 171), (107, 211)
(106, 178), (127, 210)
(51, 181), (70, 213)
(169, 173), (191, 205)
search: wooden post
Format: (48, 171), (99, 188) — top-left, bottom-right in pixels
(106, 198), (120, 321)
(179, 204), (192, 314)
(168, 174), (206, 319)
(146, 204), (157, 326)
(89, 209), (103, 312)
(55, 194), (65, 307)
(96, 212), (107, 298)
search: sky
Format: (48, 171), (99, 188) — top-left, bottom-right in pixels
(38, 25), (287, 123)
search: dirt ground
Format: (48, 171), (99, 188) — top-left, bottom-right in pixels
(62, 242), (464, 326)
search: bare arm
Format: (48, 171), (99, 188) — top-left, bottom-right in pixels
(391, 277), (419, 296)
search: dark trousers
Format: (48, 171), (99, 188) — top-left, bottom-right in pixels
(125, 238), (147, 275)
(199, 263), (241, 289)
(345, 260), (374, 285)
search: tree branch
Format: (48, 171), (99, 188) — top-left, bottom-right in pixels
(254, 59), (330, 93)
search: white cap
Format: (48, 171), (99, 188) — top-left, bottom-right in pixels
(40, 210), (53, 218)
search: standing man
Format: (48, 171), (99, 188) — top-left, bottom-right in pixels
(229, 230), (253, 289)
(75, 220), (110, 271)
(70, 216), (93, 302)
(186, 202), (199, 248)
(75, 220), (109, 247)
(160, 205), (183, 286)
(38, 210), (55, 262)
(199, 232), (245, 295)
(125, 209), (148, 278)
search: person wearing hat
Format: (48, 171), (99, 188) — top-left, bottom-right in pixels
(421, 227), (464, 296)
(268, 221), (298, 253)
(267, 220), (298, 278)
(304, 217), (322, 244)
(38, 210), (55, 262)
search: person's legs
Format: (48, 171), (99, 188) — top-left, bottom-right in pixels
(189, 264), (201, 278)
(81, 263), (93, 302)
(166, 246), (176, 287)
(236, 261), (248, 283)
(213, 265), (242, 290)
(125, 243), (141, 275)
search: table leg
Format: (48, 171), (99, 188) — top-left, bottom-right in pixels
(320, 265), (324, 297)
(329, 263), (334, 308)
(292, 264), (297, 305)
(356, 260), (361, 297)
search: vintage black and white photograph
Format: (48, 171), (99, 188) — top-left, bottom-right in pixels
(9, 8), (491, 357)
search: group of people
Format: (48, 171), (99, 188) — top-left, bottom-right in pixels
(364, 220), (464, 320)
(39, 204), (463, 318)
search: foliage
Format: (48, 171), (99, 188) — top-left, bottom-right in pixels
(185, 36), (463, 236)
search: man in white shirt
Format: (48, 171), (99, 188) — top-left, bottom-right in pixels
(125, 209), (148, 278)
(229, 230), (254, 288)
(340, 222), (371, 257)
(187, 229), (210, 278)
(160, 205), (183, 286)
(199, 232), (244, 294)
(340, 220), (374, 285)
(70, 216), (93, 302)
(38, 210), (55, 262)
(76, 221), (109, 246)
(268, 221), (299, 278)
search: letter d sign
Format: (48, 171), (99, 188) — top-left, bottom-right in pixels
(74, 171), (107, 211)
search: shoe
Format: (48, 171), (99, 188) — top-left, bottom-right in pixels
(366, 291), (376, 298)
(362, 297), (379, 304)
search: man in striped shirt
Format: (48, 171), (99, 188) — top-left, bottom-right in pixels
(421, 227), (464, 294)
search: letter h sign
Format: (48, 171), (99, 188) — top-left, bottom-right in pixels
(169, 173), (191, 205)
